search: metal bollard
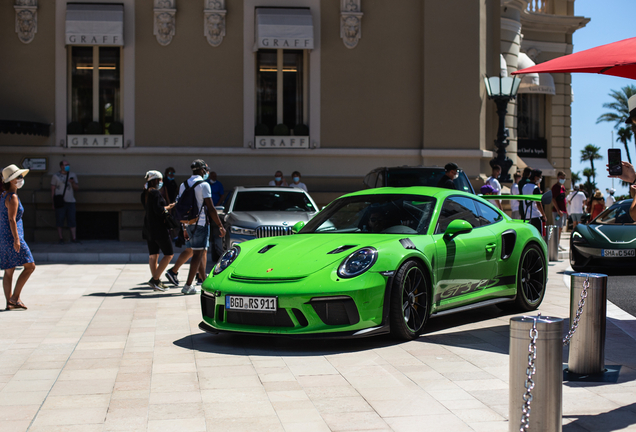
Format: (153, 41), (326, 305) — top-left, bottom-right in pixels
(510, 315), (563, 432)
(544, 225), (559, 261)
(567, 273), (607, 375)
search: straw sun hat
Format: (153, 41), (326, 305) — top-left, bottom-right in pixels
(2, 164), (29, 183)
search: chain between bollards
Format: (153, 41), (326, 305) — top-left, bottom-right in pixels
(563, 275), (589, 346)
(519, 314), (539, 432)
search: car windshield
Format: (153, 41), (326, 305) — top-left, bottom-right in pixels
(233, 191), (316, 212)
(386, 168), (473, 193)
(593, 200), (635, 225)
(300, 194), (436, 234)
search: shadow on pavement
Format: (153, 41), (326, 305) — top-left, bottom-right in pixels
(85, 288), (184, 300)
(563, 403), (636, 431)
(174, 331), (401, 356)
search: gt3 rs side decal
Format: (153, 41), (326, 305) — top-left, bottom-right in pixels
(434, 275), (516, 303)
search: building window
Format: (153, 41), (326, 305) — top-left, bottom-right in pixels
(256, 49), (307, 136)
(68, 46), (122, 135)
(517, 94), (545, 140)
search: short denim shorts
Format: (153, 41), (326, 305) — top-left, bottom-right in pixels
(185, 224), (210, 250)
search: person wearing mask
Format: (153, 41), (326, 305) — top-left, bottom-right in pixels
(289, 171), (308, 191)
(175, 160), (226, 295)
(269, 170), (288, 187)
(587, 190), (605, 221)
(1, 164), (35, 310)
(550, 171), (567, 250)
(567, 185), (586, 229)
(51, 160), (80, 244)
(436, 163), (459, 190)
(141, 170), (175, 292)
(510, 172), (521, 219)
(485, 165), (502, 210)
(605, 188), (616, 208)
(161, 167), (178, 204)
(207, 171), (225, 206)
(521, 169), (547, 233)
(607, 160), (636, 220)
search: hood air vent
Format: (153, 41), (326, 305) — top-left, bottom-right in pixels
(258, 245), (276, 254)
(327, 245), (357, 255)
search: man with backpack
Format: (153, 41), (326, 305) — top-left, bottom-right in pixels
(165, 160), (226, 294)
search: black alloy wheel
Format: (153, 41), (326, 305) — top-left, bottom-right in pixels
(390, 260), (429, 340)
(515, 243), (546, 311)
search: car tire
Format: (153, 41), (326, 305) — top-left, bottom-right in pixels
(389, 260), (430, 340)
(514, 243), (547, 311)
(569, 238), (585, 272)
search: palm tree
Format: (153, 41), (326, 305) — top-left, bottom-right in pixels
(582, 168), (595, 195)
(616, 127), (632, 163)
(597, 85), (636, 157)
(580, 144), (602, 185)
(570, 171), (581, 185)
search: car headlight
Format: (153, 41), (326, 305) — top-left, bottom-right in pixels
(231, 226), (256, 236)
(571, 232), (588, 244)
(337, 247), (378, 278)
(214, 246), (241, 275)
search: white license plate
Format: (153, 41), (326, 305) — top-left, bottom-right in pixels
(602, 249), (635, 257)
(225, 295), (277, 312)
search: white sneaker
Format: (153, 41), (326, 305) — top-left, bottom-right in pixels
(181, 285), (200, 295)
(558, 245), (566, 251)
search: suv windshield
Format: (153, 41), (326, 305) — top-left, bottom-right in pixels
(593, 200), (635, 225)
(300, 194), (436, 235)
(386, 168), (473, 193)
(233, 191), (315, 212)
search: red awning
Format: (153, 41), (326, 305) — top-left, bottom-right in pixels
(513, 37), (636, 80)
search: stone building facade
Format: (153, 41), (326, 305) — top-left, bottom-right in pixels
(0, 0), (588, 241)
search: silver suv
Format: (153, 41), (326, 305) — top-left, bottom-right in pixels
(217, 186), (318, 249)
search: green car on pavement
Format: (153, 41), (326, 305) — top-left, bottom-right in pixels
(200, 187), (547, 340)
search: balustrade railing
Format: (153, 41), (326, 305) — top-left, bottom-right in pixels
(527, 0), (549, 13)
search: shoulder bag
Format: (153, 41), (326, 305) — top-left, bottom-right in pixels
(54, 173), (70, 209)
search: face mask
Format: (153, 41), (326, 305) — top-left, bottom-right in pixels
(559, 178), (566, 184)
(202, 173), (209, 181)
(157, 182), (163, 190)
(167, 176), (174, 181)
(293, 177), (300, 183)
(64, 165), (70, 172)
(15, 179), (24, 189)
(275, 177), (282, 182)
(453, 173), (459, 180)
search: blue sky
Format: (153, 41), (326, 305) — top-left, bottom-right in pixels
(570, 0), (636, 195)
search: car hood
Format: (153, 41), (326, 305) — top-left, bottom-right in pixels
(228, 211), (316, 228)
(231, 234), (393, 279)
(586, 224), (636, 245)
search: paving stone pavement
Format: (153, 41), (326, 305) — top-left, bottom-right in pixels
(1, 255), (636, 431)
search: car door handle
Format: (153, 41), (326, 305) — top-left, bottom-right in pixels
(485, 243), (496, 253)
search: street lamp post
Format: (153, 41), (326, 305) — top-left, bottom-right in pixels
(484, 75), (521, 183)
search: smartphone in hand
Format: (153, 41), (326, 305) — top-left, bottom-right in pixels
(608, 148), (622, 176)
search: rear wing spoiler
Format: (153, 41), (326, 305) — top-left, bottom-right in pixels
(481, 191), (552, 206)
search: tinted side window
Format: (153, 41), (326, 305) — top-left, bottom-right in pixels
(455, 172), (474, 193)
(475, 200), (503, 226)
(364, 172), (378, 189)
(376, 171), (385, 187)
(223, 192), (234, 209)
(436, 196), (481, 234)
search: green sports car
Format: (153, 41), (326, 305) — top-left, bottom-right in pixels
(199, 187), (547, 340)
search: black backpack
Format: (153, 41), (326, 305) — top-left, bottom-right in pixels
(173, 180), (205, 222)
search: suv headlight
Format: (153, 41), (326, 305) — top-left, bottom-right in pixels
(214, 246), (241, 275)
(337, 247), (378, 278)
(231, 226), (256, 236)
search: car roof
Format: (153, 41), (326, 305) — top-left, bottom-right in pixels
(233, 186), (308, 193)
(341, 186), (474, 199)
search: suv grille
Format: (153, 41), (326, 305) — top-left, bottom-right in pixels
(256, 225), (293, 238)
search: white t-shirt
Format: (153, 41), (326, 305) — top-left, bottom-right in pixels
(51, 171), (79, 203)
(290, 182), (308, 192)
(178, 175), (212, 226)
(567, 191), (586, 215)
(606, 195), (615, 208)
(510, 182), (520, 212)
(268, 180), (288, 186)
(521, 182), (541, 219)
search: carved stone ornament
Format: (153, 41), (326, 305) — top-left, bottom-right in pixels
(154, 0), (176, 46)
(14, 0), (37, 44)
(204, 0), (226, 47)
(340, 0), (362, 49)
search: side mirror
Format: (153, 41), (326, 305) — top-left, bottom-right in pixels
(444, 219), (473, 237)
(541, 190), (553, 206)
(292, 221), (305, 234)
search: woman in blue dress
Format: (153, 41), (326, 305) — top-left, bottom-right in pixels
(1, 164), (35, 310)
